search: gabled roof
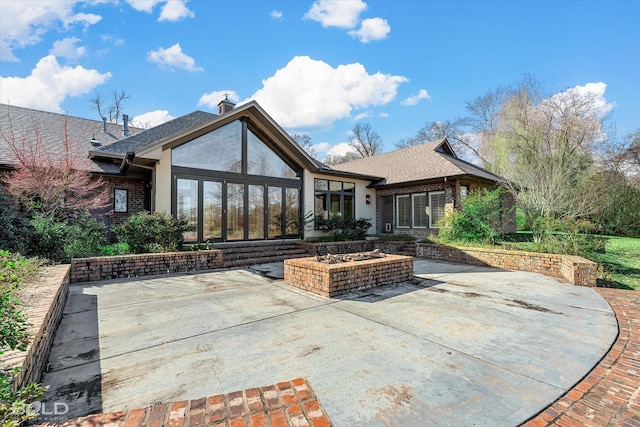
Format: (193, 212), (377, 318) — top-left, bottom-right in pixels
(94, 110), (216, 156)
(331, 139), (506, 187)
(92, 100), (382, 181)
(0, 103), (142, 174)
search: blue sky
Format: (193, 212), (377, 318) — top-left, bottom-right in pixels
(1, 0), (638, 159)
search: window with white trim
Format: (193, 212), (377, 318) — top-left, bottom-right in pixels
(396, 194), (411, 228)
(429, 191), (446, 228)
(412, 194), (428, 228)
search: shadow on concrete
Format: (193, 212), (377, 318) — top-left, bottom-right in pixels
(38, 286), (102, 422)
(336, 277), (444, 303)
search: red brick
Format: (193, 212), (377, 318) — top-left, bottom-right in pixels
(123, 408), (146, 427)
(248, 412), (267, 427)
(229, 418), (246, 427)
(268, 409), (288, 427)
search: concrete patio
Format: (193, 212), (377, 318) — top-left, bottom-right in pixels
(41, 259), (617, 426)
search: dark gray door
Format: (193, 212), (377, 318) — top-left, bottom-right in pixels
(380, 196), (393, 233)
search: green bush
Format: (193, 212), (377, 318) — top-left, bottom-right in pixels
(113, 211), (194, 254)
(23, 211), (107, 262)
(0, 188), (27, 253)
(0, 252), (48, 427)
(315, 216), (372, 241)
(98, 243), (130, 256)
(438, 187), (506, 244)
(532, 217), (607, 257)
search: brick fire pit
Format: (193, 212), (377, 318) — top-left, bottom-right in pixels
(284, 254), (413, 297)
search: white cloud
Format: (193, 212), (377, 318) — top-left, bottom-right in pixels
(401, 89), (430, 106)
(312, 142), (330, 153)
(158, 0), (194, 22)
(147, 43), (203, 71)
(0, 1), (102, 62)
(304, 0), (367, 28)
(547, 82), (614, 116)
(379, 112), (389, 118)
(245, 56), (408, 129)
(126, 0), (163, 12)
(197, 90), (240, 109)
(271, 10), (283, 20)
(348, 17), (390, 43)
(0, 54), (111, 112)
(49, 37), (86, 59)
(326, 142), (356, 157)
(353, 112), (370, 121)
(131, 110), (175, 128)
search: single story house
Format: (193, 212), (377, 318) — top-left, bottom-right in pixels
(0, 100), (515, 242)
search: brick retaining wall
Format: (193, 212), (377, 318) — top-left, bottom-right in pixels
(0, 265), (70, 391)
(284, 255), (413, 297)
(70, 251), (223, 283)
(416, 243), (596, 286)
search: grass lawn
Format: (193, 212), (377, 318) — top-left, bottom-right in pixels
(591, 236), (640, 290)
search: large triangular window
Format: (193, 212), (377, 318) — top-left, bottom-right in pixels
(172, 121), (242, 172)
(247, 129), (297, 178)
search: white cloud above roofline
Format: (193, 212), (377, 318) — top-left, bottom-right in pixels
(242, 56), (407, 129)
(0, 54), (111, 112)
(147, 43), (203, 72)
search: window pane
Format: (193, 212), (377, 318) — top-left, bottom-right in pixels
(285, 188), (299, 235)
(248, 185), (264, 239)
(177, 178), (198, 241)
(172, 121), (242, 172)
(413, 194), (427, 228)
(396, 195), (411, 228)
(203, 181), (222, 240)
(329, 180), (342, 191)
(268, 187), (282, 238)
(330, 194), (341, 219)
(430, 191), (446, 228)
(343, 194), (354, 220)
(247, 130), (298, 178)
(314, 179), (328, 191)
(343, 182), (355, 192)
(227, 183), (244, 240)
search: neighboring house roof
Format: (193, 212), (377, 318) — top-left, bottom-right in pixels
(331, 139), (506, 187)
(0, 103), (142, 174)
(95, 110), (216, 156)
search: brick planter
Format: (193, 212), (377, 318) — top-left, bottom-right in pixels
(415, 243), (597, 286)
(284, 255), (413, 297)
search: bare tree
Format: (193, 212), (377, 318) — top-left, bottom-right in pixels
(0, 109), (111, 221)
(349, 122), (382, 158)
(322, 151), (361, 166)
(489, 80), (611, 235)
(395, 119), (463, 149)
(291, 133), (318, 159)
(89, 89), (129, 123)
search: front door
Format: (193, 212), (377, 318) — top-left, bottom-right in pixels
(380, 196), (393, 233)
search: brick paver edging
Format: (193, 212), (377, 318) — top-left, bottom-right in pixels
(40, 378), (332, 427)
(523, 288), (640, 427)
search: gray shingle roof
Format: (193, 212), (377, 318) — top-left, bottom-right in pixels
(0, 103), (142, 173)
(94, 110), (216, 155)
(331, 139), (506, 186)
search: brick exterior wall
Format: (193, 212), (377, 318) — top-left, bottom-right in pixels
(0, 265), (70, 391)
(375, 181), (517, 236)
(103, 176), (148, 229)
(70, 251), (223, 283)
(284, 255), (413, 297)
(416, 243), (596, 286)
